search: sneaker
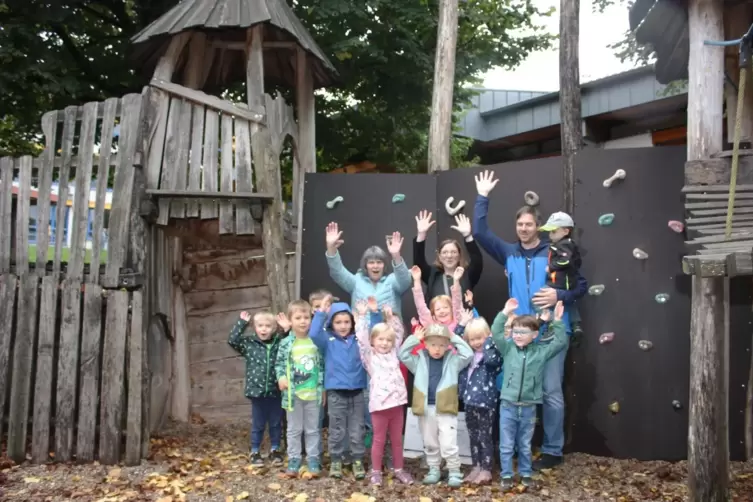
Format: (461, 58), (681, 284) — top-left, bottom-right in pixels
(269, 449), (284, 466)
(369, 470), (383, 486)
(447, 470), (463, 488)
(521, 476), (536, 489)
(307, 457), (321, 477)
(250, 451), (263, 466)
(286, 457), (302, 476)
(329, 460), (343, 479)
(352, 460), (366, 480)
(474, 470), (492, 485)
(533, 453), (563, 470)
(464, 466), (480, 483)
(422, 466), (441, 485)
(394, 469), (414, 485)
(500, 477), (515, 490)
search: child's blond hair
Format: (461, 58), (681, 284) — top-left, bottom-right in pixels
(464, 317), (490, 337)
(429, 295), (452, 317)
(370, 322), (397, 344)
(288, 299), (312, 318)
(308, 289), (332, 305)
(253, 311), (276, 325)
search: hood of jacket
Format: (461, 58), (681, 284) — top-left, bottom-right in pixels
(327, 302), (355, 339)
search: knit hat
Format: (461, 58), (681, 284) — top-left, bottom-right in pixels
(425, 323), (451, 341)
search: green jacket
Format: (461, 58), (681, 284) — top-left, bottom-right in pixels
(398, 334), (473, 416)
(274, 333), (325, 412)
(227, 319), (281, 399)
(491, 313), (568, 404)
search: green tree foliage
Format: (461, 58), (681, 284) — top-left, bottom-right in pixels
(0, 0), (554, 175)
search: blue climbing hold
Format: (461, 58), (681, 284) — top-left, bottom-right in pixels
(392, 193), (406, 203)
(598, 213), (615, 226)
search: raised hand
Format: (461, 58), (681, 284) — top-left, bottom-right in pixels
(382, 304), (394, 320)
(553, 301), (564, 321)
(387, 231), (404, 256)
(410, 317), (420, 329)
(503, 298), (519, 316)
(414, 326), (426, 342)
(464, 289), (474, 307)
(325, 222), (344, 251)
(276, 312), (291, 332)
(450, 213), (472, 238)
(367, 296), (378, 312)
(355, 300), (369, 317)
(459, 308), (474, 327)
(538, 309), (552, 322)
(410, 265), (422, 283)
(240, 311), (251, 322)
(453, 266), (465, 282)
(504, 314), (516, 338)
(415, 210), (436, 240)
(475, 170), (499, 197)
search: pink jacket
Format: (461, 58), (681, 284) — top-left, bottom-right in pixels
(412, 281), (463, 333)
(355, 314), (408, 413)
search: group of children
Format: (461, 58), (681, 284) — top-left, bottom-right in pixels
(227, 209), (581, 490)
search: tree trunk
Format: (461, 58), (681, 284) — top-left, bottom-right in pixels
(559, 0), (581, 215)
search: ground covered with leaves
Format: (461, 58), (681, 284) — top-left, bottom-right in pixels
(2, 419), (753, 502)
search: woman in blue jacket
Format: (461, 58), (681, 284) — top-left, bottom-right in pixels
(471, 170), (588, 472)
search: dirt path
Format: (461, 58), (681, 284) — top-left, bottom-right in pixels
(2, 420), (753, 501)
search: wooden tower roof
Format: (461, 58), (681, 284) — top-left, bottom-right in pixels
(130, 0), (338, 90)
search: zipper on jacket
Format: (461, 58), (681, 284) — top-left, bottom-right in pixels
(525, 257), (532, 305)
(517, 347), (528, 402)
(265, 344), (271, 395)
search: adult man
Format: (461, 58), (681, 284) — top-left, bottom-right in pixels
(471, 170), (588, 470)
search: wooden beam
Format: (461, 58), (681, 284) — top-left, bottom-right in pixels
(427, 0), (459, 172)
(146, 189), (273, 201)
(559, 0), (581, 214)
(149, 79), (265, 124)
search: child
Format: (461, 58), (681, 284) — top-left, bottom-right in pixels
(274, 300), (325, 477)
(398, 323), (473, 487)
(411, 265), (464, 332)
(457, 317), (502, 485)
(307, 290), (332, 454)
(538, 211), (582, 332)
(491, 298), (567, 490)
(354, 301), (414, 486)
(228, 311), (284, 466)
(309, 295), (368, 480)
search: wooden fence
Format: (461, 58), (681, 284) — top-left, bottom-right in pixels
(0, 93), (148, 465)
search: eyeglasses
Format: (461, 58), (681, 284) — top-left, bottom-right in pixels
(512, 329), (535, 336)
(439, 250), (459, 257)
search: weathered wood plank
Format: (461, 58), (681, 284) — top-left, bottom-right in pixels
(157, 97), (183, 225)
(184, 285), (272, 316)
(31, 276), (57, 463)
(683, 254), (728, 277)
(7, 275), (39, 462)
(53, 107), (78, 277)
(190, 340), (241, 365)
(234, 118), (254, 234)
(15, 156), (32, 276)
(687, 214), (753, 225)
(125, 291), (144, 465)
(0, 158), (13, 273)
(201, 109), (220, 219)
(686, 192), (753, 200)
(187, 308), (271, 345)
(55, 278), (82, 461)
(191, 378), (245, 407)
(182, 254), (295, 292)
(697, 225), (753, 235)
(683, 184), (753, 193)
(191, 357), (245, 382)
(699, 239), (753, 251)
(35, 112), (58, 277)
(144, 87), (171, 190)
(75, 284), (103, 462)
(171, 240), (191, 422)
(187, 104), (205, 218)
(147, 189), (273, 200)
(169, 100), (193, 219)
(68, 102), (98, 280)
(687, 231), (753, 245)
(150, 79), (265, 124)
(104, 94), (143, 288)
(686, 200), (753, 210)
(690, 207), (753, 217)
(91, 98), (120, 284)
(99, 290), (129, 464)
(219, 115), (234, 234)
(0, 275), (17, 449)
(726, 250), (753, 276)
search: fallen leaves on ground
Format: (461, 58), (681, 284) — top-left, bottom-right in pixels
(1, 419), (753, 501)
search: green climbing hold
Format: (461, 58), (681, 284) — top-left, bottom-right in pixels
(598, 213), (615, 226)
(326, 196), (344, 209)
(655, 293), (670, 304)
(392, 193), (406, 203)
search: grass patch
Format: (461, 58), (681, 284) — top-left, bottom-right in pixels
(27, 244), (108, 265)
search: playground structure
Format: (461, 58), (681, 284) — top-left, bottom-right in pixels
(0, 0), (333, 465)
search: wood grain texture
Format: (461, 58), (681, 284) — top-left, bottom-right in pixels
(0, 275), (17, 449)
(55, 279), (82, 462)
(157, 97), (183, 225)
(559, 0), (581, 214)
(184, 284), (272, 317)
(53, 107), (77, 277)
(0, 158), (12, 273)
(187, 103), (205, 218)
(234, 118), (254, 235)
(144, 87), (171, 190)
(200, 109), (220, 218)
(75, 284), (103, 462)
(15, 157), (32, 276)
(182, 253), (295, 292)
(169, 100), (193, 219)
(7, 275), (39, 462)
(35, 112), (58, 276)
(219, 115), (235, 234)
(31, 276), (58, 463)
(99, 290), (129, 464)
(125, 291), (144, 465)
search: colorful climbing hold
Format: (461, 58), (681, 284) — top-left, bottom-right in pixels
(609, 401), (620, 414)
(524, 191), (540, 206)
(392, 193), (406, 203)
(638, 340), (653, 351)
(667, 220), (684, 233)
(632, 248), (649, 260)
(326, 196), (344, 209)
(598, 213), (615, 226)
(588, 284), (605, 296)
(672, 400), (682, 410)
(655, 293), (670, 304)
(599, 332), (615, 344)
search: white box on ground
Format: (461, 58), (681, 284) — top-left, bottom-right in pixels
(403, 409), (472, 465)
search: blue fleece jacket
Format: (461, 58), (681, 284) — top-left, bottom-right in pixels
(472, 195), (588, 336)
(309, 302), (368, 391)
(458, 336), (502, 409)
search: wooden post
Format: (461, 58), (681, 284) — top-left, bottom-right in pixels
(247, 26), (290, 313)
(686, 0), (727, 500)
(427, 0), (459, 173)
(294, 47), (316, 299)
(559, 0), (581, 214)
(724, 6), (753, 147)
